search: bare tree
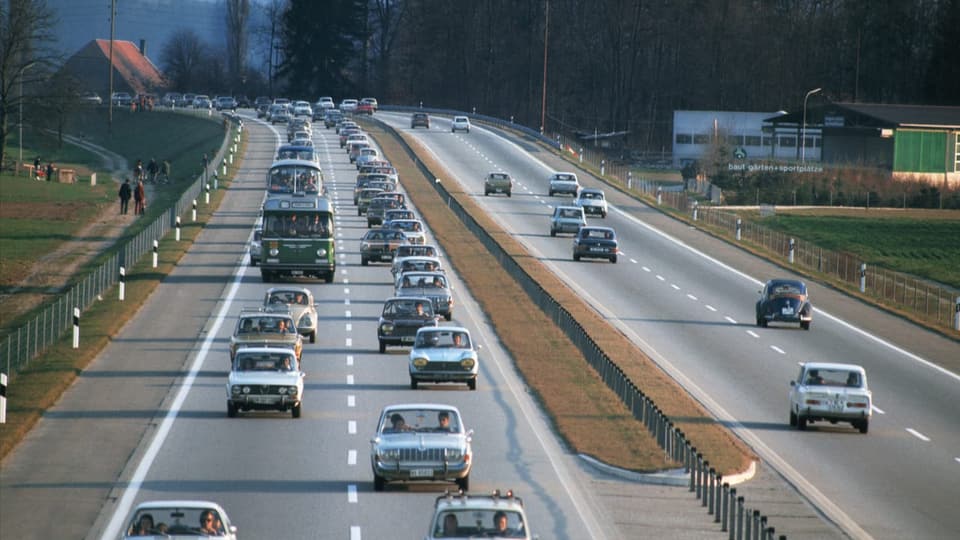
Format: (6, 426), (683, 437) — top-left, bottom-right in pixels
(250, 0), (287, 97)
(0, 0), (59, 167)
(160, 29), (209, 91)
(225, 0), (251, 92)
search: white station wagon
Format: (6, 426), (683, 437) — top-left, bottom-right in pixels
(789, 362), (871, 433)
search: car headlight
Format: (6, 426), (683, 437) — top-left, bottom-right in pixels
(231, 386), (241, 395)
(361, 242), (370, 249)
(460, 357), (476, 369)
(379, 448), (400, 460)
(269, 248), (279, 256)
(412, 357), (428, 368)
(381, 323), (394, 333)
(316, 248), (327, 257)
(288, 386), (298, 396)
(300, 315), (313, 328)
(241, 386), (251, 394)
(445, 448), (463, 460)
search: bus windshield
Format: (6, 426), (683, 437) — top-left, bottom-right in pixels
(267, 162), (323, 195)
(263, 213), (333, 238)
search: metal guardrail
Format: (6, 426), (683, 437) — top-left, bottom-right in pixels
(375, 118), (786, 539)
(382, 105), (960, 335)
(1, 113), (241, 377)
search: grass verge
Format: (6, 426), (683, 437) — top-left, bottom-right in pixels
(0, 127), (247, 461)
(368, 123), (754, 474)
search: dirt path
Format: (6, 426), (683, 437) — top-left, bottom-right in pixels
(0, 135), (157, 327)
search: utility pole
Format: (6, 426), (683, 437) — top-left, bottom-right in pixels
(540, 0), (549, 135)
(108, 0), (116, 134)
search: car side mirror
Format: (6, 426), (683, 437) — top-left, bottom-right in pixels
(789, 380), (796, 387)
(466, 429), (474, 439)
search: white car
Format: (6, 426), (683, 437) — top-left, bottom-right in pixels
(386, 218), (427, 245)
(317, 96), (335, 109)
(408, 326), (477, 389)
(426, 489), (532, 539)
(574, 188), (608, 218)
(392, 256), (443, 288)
(789, 362), (871, 433)
(292, 100), (313, 117)
(451, 115), (471, 133)
(122, 500), (238, 539)
(249, 217), (263, 266)
(548, 172), (581, 197)
(340, 98), (359, 112)
(355, 147), (381, 169)
(550, 205), (586, 237)
(227, 347), (304, 418)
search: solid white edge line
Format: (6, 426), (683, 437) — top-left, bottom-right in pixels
(100, 242), (248, 540)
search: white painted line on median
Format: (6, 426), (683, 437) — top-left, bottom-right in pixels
(348, 420), (357, 434)
(346, 355), (354, 366)
(346, 323), (352, 332)
(770, 346), (786, 355)
(347, 484), (358, 503)
(348, 450), (357, 466)
(906, 428), (930, 442)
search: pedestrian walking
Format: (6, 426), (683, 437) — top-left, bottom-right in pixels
(147, 157), (158, 183)
(134, 180), (146, 215)
(133, 159), (144, 183)
(118, 178), (132, 214)
(46, 162), (54, 182)
(161, 159), (171, 184)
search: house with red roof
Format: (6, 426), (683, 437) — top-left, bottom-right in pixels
(60, 39), (165, 98)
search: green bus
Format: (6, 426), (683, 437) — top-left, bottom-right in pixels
(259, 194), (336, 283)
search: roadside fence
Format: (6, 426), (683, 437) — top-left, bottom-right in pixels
(0, 114), (241, 378)
(377, 118), (786, 539)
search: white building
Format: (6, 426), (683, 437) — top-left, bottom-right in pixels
(672, 110), (822, 168)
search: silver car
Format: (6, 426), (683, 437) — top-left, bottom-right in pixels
(574, 187), (608, 218)
(548, 172), (581, 197)
(408, 326), (478, 390)
(370, 403), (473, 491)
(550, 205), (586, 236)
(122, 500), (238, 539)
(426, 489), (532, 539)
(396, 271), (453, 321)
(263, 286), (318, 343)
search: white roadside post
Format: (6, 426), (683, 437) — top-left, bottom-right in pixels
(736, 218), (742, 241)
(860, 264), (867, 293)
(954, 297), (960, 331)
(692, 200), (699, 221)
(175, 216), (181, 241)
(152, 240), (158, 268)
(627, 170), (633, 190)
(72, 307), (80, 348)
(0, 372), (8, 424)
(119, 266), (125, 301)
(205, 183), (210, 205)
(788, 238), (795, 264)
(657, 185), (662, 206)
(192, 199), (197, 222)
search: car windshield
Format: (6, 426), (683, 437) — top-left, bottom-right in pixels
(554, 174), (575, 182)
(126, 506), (225, 537)
(235, 351), (298, 371)
(396, 246), (438, 258)
(390, 221), (422, 232)
(559, 208), (582, 218)
(768, 282), (805, 298)
(267, 291), (309, 305)
(401, 274), (448, 289)
(581, 191), (602, 200)
(433, 509), (525, 538)
(415, 329), (469, 348)
(384, 299), (435, 318)
(804, 368), (862, 387)
(237, 316), (296, 334)
(379, 408), (461, 434)
(581, 229), (614, 240)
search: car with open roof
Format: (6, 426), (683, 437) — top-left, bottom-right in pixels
(425, 489), (532, 539)
(122, 500), (237, 539)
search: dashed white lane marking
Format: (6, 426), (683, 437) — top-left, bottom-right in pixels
(954, 457), (960, 464)
(629, 258), (637, 264)
(337, 232), (343, 237)
(347, 450), (357, 466)
(344, 299), (350, 305)
(906, 428), (930, 442)
(705, 305), (717, 312)
(347, 484), (358, 503)
(770, 345), (786, 355)
(346, 355), (354, 366)
(346, 374), (354, 385)
(346, 323), (352, 332)
(347, 395), (355, 407)
(345, 338), (352, 347)
(341, 269), (347, 275)
(872, 405), (885, 414)
(343, 278), (349, 285)
(656, 275), (665, 281)
(350, 526), (361, 540)
(642, 266), (651, 272)
(348, 420), (357, 434)
(344, 288), (350, 295)
(670, 284), (680, 290)
(746, 330), (760, 338)
(686, 294), (698, 301)
(345, 310), (352, 318)
(725, 316), (738, 324)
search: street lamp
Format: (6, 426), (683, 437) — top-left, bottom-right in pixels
(18, 62), (36, 164)
(801, 87), (822, 163)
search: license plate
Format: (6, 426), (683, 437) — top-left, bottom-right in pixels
(495, 188), (504, 192)
(590, 247), (606, 252)
(781, 307), (794, 315)
(291, 270), (303, 276)
(410, 469), (433, 478)
(401, 336), (415, 343)
(252, 396), (275, 404)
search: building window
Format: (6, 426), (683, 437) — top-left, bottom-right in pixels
(762, 137), (774, 147)
(675, 134), (692, 144)
(745, 135), (761, 146)
(727, 135), (744, 145)
(802, 137), (817, 149)
(779, 136), (797, 147)
(693, 134), (710, 145)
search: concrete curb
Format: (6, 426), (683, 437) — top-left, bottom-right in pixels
(578, 454), (758, 487)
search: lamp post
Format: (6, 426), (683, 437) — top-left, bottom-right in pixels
(18, 62), (36, 164)
(801, 87), (822, 163)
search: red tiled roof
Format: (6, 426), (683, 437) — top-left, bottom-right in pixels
(93, 39), (164, 95)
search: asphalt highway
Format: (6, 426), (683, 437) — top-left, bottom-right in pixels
(374, 112), (960, 540)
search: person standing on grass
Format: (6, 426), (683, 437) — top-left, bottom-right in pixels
(118, 178), (132, 214)
(147, 157), (158, 183)
(46, 162), (54, 182)
(134, 180), (146, 215)
(161, 159), (170, 183)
